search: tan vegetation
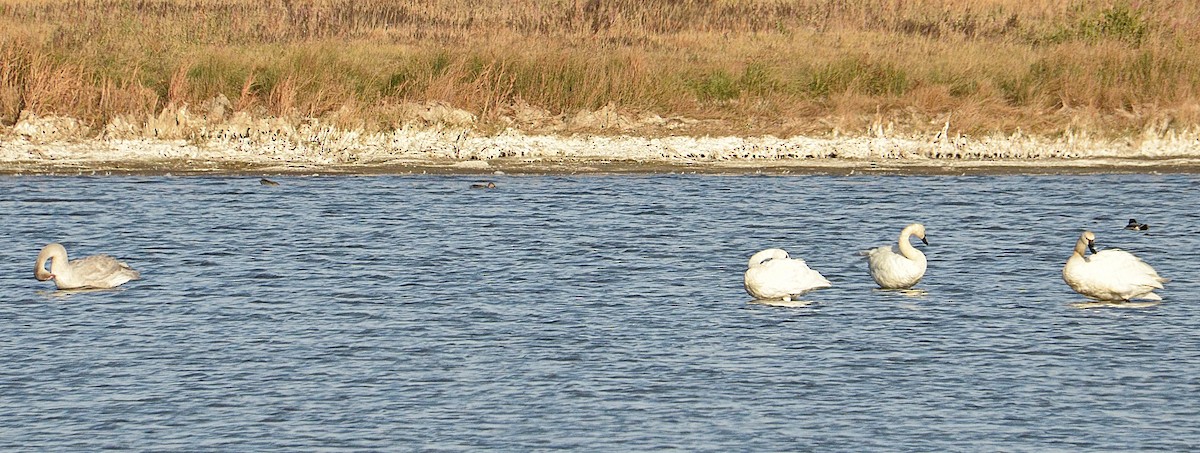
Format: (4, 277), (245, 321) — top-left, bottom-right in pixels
(2, 0), (1200, 139)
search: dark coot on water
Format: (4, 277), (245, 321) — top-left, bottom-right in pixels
(1124, 219), (1149, 231)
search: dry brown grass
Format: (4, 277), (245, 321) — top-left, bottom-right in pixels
(2, 0), (1200, 137)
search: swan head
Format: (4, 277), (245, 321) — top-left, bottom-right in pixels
(747, 248), (789, 268)
(1081, 230), (1097, 254)
(906, 223), (928, 245)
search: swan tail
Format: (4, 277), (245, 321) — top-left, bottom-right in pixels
(810, 269), (832, 288)
(861, 246), (891, 259)
(1133, 291), (1163, 301)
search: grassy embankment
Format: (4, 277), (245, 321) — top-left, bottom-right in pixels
(1, 0), (1199, 139)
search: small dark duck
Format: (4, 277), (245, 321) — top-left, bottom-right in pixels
(471, 181), (497, 189)
(1124, 219), (1149, 231)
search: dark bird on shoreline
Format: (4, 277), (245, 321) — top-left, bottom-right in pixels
(1124, 219), (1149, 231)
(471, 181), (497, 189)
(260, 178), (280, 186)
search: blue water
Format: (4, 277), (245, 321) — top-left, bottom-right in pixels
(1, 174), (1198, 451)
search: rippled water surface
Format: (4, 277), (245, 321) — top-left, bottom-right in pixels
(2, 174), (1199, 450)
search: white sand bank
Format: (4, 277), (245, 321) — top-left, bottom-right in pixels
(4, 111), (1200, 175)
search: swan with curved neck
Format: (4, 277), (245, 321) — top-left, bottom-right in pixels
(864, 223), (928, 289)
(34, 243), (141, 290)
(1062, 231), (1165, 301)
(744, 248), (831, 301)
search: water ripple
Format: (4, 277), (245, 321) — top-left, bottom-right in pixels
(1, 174), (1199, 450)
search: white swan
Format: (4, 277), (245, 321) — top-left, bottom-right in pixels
(34, 243), (140, 290)
(744, 248), (831, 301)
(1062, 231), (1166, 301)
(864, 223), (928, 289)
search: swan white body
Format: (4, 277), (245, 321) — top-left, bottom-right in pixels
(865, 223), (928, 289)
(744, 248), (831, 301)
(34, 243), (140, 290)
(1062, 231), (1165, 301)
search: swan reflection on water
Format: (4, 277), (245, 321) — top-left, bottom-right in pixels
(1070, 300), (1161, 309)
(868, 287), (930, 310)
(873, 288), (929, 298)
(37, 287), (129, 299)
(748, 299), (816, 308)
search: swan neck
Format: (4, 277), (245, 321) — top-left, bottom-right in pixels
(897, 230), (925, 261)
(35, 244), (68, 280)
(1073, 235), (1089, 258)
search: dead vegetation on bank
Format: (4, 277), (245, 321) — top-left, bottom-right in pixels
(1, 0), (1200, 142)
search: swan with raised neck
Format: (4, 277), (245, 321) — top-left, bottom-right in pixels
(864, 223), (928, 289)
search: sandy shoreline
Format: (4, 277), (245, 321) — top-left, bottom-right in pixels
(7, 144), (1200, 176)
(8, 155), (1200, 177)
(4, 112), (1200, 176)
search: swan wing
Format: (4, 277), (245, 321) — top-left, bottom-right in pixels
(865, 246), (897, 278)
(69, 255), (140, 288)
(1089, 250), (1165, 287)
(70, 254), (134, 275)
(745, 258), (830, 300)
(866, 245), (926, 289)
(862, 245), (892, 258)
